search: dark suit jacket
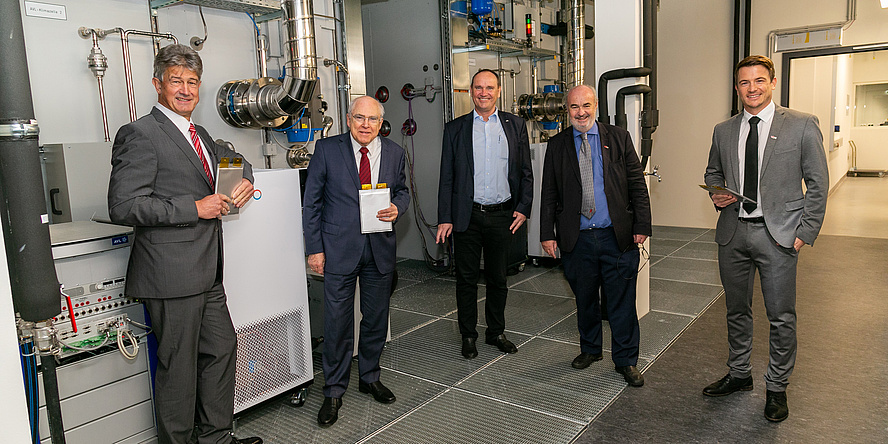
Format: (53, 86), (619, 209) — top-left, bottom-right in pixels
(540, 123), (651, 253)
(437, 110), (533, 232)
(108, 107), (253, 299)
(705, 105), (828, 247)
(302, 132), (410, 275)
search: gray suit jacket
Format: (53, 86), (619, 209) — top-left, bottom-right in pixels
(108, 107), (253, 299)
(704, 105), (828, 248)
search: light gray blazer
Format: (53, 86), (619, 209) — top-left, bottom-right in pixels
(108, 107), (253, 299)
(704, 105), (828, 248)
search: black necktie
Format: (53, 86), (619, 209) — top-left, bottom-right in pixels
(742, 116), (761, 214)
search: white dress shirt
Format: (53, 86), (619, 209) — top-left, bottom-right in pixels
(154, 103), (215, 182)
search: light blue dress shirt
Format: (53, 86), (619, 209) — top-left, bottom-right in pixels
(574, 123), (611, 229)
(472, 109), (511, 205)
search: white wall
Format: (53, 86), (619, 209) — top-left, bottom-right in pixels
(0, 226), (32, 443)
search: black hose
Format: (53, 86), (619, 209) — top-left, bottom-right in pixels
(614, 85), (652, 130)
(597, 67), (651, 125)
(41, 355), (66, 444)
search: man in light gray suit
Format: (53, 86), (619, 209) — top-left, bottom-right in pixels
(108, 44), (261, 444)
(703, 55), (828, 422)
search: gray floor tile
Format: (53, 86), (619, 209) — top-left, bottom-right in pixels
(394, 277), (421, 292)
(235, 368), (443, 444)
(650, 238), (688, 257)
(390, 308), (438, 339)
(650, 278), (723, 316)
(445, 289), (577, 337)
(366, 389), (584, 444)
(511, 268), (574, 297)
(456, 337), (631, 423)
(670, 241), (718, 261)
(652, 225), (710, 241)
(390, 278), (456, 317)
(379, 318), (531, 386)
(637, 311), (694, 360)
(694, 229), (716, 243)
(650, 257), (722, 286)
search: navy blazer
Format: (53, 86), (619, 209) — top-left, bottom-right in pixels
(108, 107), (253, 299)
(302, 132), (410, 275)
(437, 110), (534, 232)
(539, 123), (651, 253)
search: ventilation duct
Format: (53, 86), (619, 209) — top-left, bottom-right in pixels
(217, 0), (317, 128)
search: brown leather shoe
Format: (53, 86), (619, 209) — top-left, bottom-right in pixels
(571, 352), (603, 369)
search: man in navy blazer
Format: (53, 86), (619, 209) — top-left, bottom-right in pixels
(539, 85), (651, 387)
(436, 69), (533, 359)
(108, 44), (260, 444)
(303, 96), (410, 426)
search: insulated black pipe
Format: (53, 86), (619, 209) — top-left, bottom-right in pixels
(614, 84), (652, 130)
(744, 0), (751, 58)
(640, 0), (659, 169)
(0, 0), (61, 322)
(596, 67), (651, 125)
(41, 356), (66, 444)
(732, 0), (741, 116)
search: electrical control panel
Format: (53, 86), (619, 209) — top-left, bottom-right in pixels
(49, 221), (145, 357)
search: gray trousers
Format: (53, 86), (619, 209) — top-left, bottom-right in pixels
(718, 220), (798, 392)
(144, 282), (238, 444)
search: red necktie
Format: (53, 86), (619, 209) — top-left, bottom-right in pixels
(359, 146), (371, 185)
(189, 123), (214, 189)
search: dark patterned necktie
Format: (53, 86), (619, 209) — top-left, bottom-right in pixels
(742, 116), (761, 214)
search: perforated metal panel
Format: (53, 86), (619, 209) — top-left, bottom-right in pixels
(150, 0), (279, 15)
(234, 307), (313, 412)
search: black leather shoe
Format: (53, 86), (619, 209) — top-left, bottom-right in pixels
(615, 365), (644, 387)
(703, 373), (753, 397)
(359, 380), (396, 404)
(485, 334), (518, 354)
(571, 352), (603, 369)
(317, 397), (342, 426)
(461, 337), (478, 359)
(232, 437), (263, 444)
(765, 390), (789, 422)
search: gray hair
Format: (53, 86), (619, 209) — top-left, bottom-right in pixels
(153, 44), (203, 81)
(347, 96), (385, 118)
(565, 84), (598, 106)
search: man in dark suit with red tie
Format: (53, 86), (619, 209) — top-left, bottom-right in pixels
(108, 44), (260, 444)
(302, 95), (410, 426)
(539, 84), (651, 387)
(436, 69), (534, 360)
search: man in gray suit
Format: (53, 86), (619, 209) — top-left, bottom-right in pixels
(703, 55), (828, 422)
(108, 44), (261, 444)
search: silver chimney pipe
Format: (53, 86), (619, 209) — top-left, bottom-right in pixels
(566, 0), (585, 89)
(217, 0), (318, 129)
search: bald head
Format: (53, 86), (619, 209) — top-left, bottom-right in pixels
(566, 85), (598, 133)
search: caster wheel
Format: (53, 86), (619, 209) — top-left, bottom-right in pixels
(517, 263), (526, 272)
(289, 387), (308, 407)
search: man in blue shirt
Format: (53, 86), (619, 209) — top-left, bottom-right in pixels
(436, 69), (534, 359)
(539, 85), (651, 386)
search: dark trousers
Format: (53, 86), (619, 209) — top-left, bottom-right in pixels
(144, 282), (237, 444)
(561, 227), (640, 367)
(453, 206), (512, 340)
(322, 237), (393, 398)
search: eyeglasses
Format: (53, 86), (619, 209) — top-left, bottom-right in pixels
(350, 114), (381, 124)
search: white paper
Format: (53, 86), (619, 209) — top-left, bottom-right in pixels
(360, 188), (392, 233)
